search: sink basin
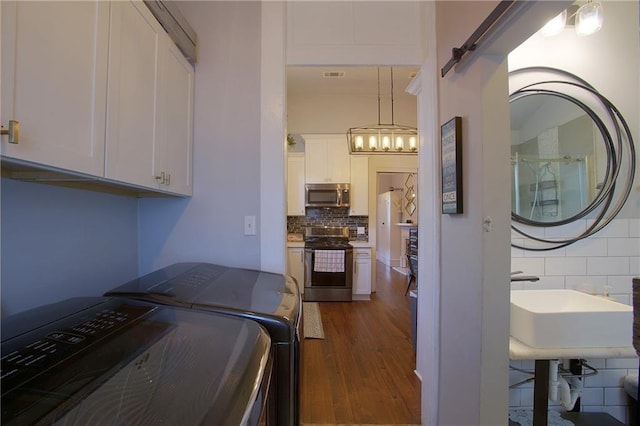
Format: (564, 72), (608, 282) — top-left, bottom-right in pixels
(510, 289), (633, 349)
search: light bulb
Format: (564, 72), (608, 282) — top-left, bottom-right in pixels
(395, 136), (404, 151)
(355, 135), (364, 151)
(409, 136), (417, 152)
(369, 135), (378, 151)
(540, 9), (566, 36)
(576, 1), (603, 36)
(382, 136), (391, 151)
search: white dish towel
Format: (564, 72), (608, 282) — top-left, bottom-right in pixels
(313, 250), (345, 273)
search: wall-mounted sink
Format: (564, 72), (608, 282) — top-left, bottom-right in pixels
(510, 289), (633, 349)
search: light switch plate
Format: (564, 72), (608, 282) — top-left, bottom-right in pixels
(244, 216), (256, 235)
(357, 226), (365, 235)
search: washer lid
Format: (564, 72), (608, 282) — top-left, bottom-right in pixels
(1, 297), (271, 426)
(105, 263), (301, 342)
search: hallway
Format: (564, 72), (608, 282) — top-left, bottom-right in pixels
(301, 262), (421, 425)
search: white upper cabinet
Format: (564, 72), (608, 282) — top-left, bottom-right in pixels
(106, 1), (193, 196)
(155, 29), (194, 196)
(304, 134), (350, 184)
(287, 153), (306, 215)
(349, 156), (369, 216)
(1, 1), (110, 175)
(105, 1), (159, 189)
(2, 0), (194, 197)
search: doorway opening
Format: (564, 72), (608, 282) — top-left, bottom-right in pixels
(376, 171), (417, 276)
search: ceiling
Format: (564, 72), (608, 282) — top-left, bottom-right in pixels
(286, 66), (420, 103)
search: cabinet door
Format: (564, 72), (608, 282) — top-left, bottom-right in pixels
(287, 154), (305, 215)
(349, 156), (369, 215)
(1, 1), (109, 175)
(326, 136), (350, 183)
(304, 138), (328, 183)
(353, 248), (372, 295)
(105, 1), (160, 189)
(156, 36), (194, 196)
(287, 248), (305, 294)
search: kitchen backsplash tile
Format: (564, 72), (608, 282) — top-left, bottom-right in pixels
(287, 208), (368, 241)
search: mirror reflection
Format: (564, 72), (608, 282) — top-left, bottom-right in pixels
(510, 94), (606, 224)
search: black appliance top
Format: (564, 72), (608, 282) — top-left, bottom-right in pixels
(1, 297), (271, 426)
(304, 239), (353, 250)
(104, 263), (301, 342)
(303, 226), (352, 250)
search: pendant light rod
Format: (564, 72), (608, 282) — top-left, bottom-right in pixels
(390, 67), (395, 125)
(377, 67), (381, 125)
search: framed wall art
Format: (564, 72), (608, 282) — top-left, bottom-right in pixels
(441, 116), (463, 214)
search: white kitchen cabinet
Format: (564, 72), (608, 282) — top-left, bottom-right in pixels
(287, 153), (306, 215)
(2, 1), (193, 197)
(1, 1), (110, 175)
(304, 134), (350, 184)
(287, 247), (305, 294)
(349, 156), (369, 216)
(105, 0), (159, 189)
(106, 1), (193, 196)
(353, 247), (372, 299)
(155, 35), (194, 196)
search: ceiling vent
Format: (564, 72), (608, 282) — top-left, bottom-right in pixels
(323, 71), (346, 78)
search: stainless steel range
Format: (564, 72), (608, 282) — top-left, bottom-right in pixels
(304, 226), (353, 302)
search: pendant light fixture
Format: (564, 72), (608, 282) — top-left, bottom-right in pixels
(347, 67), (417, 154)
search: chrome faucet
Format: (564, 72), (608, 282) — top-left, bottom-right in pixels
(510, 271), (540, 282)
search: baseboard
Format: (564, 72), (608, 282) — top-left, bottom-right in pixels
(352, 294), (371, 301)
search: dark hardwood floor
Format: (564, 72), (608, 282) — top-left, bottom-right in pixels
(301, 261), (421, 425)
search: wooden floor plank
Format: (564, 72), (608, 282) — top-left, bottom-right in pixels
(301, 262), (421, 424)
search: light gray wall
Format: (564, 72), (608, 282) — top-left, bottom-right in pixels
(137, 1), (263, 274)
(0, 178), (138, 316)
(425, 1), (571, 425)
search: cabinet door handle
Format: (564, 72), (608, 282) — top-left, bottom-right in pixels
(300, 250), (303, 263)
(1, 120), (19, 144)
(155, 171), (168, 185)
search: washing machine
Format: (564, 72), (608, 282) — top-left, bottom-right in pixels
(1, 297), (272, 425)
(105, 262), (302, 426)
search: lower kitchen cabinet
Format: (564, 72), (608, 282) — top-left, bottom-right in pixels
(353, 247), (372, 300)
(287, 247), (305, 294)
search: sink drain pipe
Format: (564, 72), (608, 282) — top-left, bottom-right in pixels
(549, 360), (582, 410)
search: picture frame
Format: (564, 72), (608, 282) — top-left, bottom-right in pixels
(441, 116), (463, 214)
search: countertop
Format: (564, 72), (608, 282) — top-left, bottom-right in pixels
(395, 223), (418, 227)
(509, 336), (637, 360)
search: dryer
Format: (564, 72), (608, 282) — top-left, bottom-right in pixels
(105, 263), (302, 426)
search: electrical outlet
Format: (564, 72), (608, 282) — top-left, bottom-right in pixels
(244, 216), (256, 235)
(357, 227), (365, 235)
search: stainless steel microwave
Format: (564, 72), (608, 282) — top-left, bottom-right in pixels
(305, 183), (350, 208)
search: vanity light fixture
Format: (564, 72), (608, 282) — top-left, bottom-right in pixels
(540, 9), (567, 36)
(540, 1), (603, 37)
(347, 67), (417, 155)
(575, 0), (603, 36)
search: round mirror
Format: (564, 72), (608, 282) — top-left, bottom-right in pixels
(510, 93), (610, 225)
(509, 67), (636, 251)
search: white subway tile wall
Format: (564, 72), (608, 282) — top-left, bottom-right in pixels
(510, 218), (640, 424)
